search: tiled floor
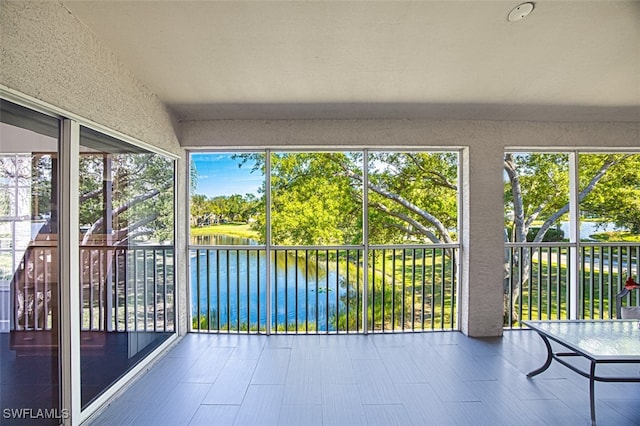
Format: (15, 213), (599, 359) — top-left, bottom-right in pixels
(87, 331), (640, 425)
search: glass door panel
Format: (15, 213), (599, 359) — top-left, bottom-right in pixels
(0, 100), (62, 424)
(78, 127), (175, 408)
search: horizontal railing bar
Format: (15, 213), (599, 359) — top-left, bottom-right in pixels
(79, 244), (173, 250)
(191, 242), (634, 250)
(0, 242), (168, 251)
(506, 242), (639, 248)
(188, 245), (264, 250)
(189, 243), (460, 250)
(574, 242), (640, 248)
(369, 243), (459, 250)
(188, 245), (364, 251)
(505, 242), (574, 248)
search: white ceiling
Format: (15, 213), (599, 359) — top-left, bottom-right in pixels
(62, 0), (640, 122)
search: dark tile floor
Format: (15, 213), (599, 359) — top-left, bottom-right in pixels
(1, 331), (171, 424)
(87, 331), (640, 425)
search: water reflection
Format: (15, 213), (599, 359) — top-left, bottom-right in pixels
(559, 221), (629, 240)
(190, 234), (258, 246)
(190, 235), (351, 332)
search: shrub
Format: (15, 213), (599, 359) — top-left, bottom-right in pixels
(526, 227), (565, 242)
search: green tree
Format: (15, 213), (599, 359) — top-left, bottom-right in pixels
(267, 152), (361, 245)
(190, 193), (260, 227)
(504, 153), (637, 244)
(225, 194), (245, 222)
(80, 153), (174, 245)
(365, 152), (457, 244)
(239, 151), (458, 246)
(503, 152), (638, 322)
(190, 194), (210, 226)
(240, 193), (261, 223)
(579, 154), (640, 234)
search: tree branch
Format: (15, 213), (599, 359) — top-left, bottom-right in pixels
(337, 161), (453, 243)
(533, 155), (630, 242)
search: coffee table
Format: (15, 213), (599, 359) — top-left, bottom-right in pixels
(523, 320), (640, 425)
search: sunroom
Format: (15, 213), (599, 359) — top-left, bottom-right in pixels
(1, 1), (639, 425)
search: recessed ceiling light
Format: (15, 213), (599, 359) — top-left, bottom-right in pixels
(508, 2), (535, 22)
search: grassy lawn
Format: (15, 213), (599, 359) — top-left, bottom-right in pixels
(591, 232), (640, 242)
(190, 223), (259, 240)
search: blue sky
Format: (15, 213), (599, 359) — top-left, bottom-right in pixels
(191, 153), (263, 197)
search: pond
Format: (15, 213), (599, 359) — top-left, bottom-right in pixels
(190, 235), (349, 331)
(559, 221), (627, 241)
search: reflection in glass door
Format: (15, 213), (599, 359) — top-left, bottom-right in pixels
(0, 100), (62, 424)
(78, 127), (176, 408)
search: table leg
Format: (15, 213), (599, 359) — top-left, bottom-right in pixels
(589, 361), (597, 426)
(527, 333), (553, 378)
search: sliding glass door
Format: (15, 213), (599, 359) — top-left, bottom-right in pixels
(1, 97), (178, 423)
(78, 127), (176, 408)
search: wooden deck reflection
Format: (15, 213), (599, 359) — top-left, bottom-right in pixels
(88, 330), (640, 425)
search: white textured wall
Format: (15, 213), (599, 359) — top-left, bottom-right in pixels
(182, 119), (639, 149)
(0, 0), (180, 152)
(182, 118), (639, 336)
(0, 0), (188, 334)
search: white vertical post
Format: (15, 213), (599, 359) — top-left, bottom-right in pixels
(457, 149), (464, 329)
(59, 119), (81, 425)
(362, 150), (369, 334)
(265, 150), (271, 335)
(103, 155), (113, 332)
(568, 152), (580, 320)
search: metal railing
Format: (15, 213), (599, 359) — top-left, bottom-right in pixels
(190, 245), (458, 334)
(11, 242), (57, 330)
(370, 247), (457, 332)
(504, 242), (640, 328)
(9, 244), (175, 333)
(81, 245), (175, 332)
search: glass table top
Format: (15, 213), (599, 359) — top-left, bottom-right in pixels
(523, 320), (640, 360)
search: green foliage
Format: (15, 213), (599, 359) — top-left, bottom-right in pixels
(504, 153), (570, 241)
(505, 152), (640, 242)
(190, 193), (261, 228)
(506, 255), (636, 326)
(192, 310), (257, 332)
(579, 154), (640, 234)
(221, 151), (459, 246)
(79, 152), (174, 244)
(368, 248), (456, 330)
(526, 227), (564, 242)
(268, 152), (362, 245)
(367, 152), (458, 244)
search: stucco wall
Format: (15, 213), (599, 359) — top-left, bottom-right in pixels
(0, 0), (188, 335)
(181, 118), (639, 149)
(0, 0), (180, 152)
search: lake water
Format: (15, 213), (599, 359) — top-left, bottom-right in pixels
(559, 221), (626, 240)
(190, 240), (348, 331)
